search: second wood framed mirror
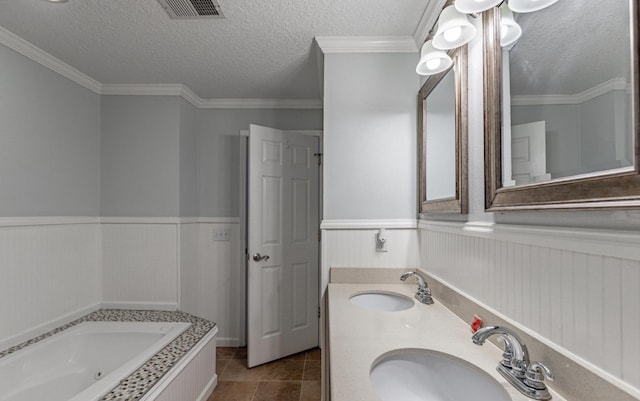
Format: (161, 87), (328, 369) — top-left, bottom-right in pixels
(484, 1), (640, 211)
(418, 46), (469, 214)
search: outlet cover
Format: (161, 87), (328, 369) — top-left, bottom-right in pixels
(213, 230), (230, 241)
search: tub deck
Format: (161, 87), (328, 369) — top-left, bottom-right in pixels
(0, 309), (216, 401)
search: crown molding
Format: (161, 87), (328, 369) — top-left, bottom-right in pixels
(512, 78), (631, 106)
(413, 0), (448, 47)
(0, 26), (102, 94)
(1, 27), (321, 109)
(315, 36), (418, 54)
(99, 84), (322, 109)
(197, 98), (323, 109)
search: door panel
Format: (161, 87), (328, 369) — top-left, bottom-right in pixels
(247, 124), (319, 368)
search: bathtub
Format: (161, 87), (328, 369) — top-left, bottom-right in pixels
(0, 321), (190, 401)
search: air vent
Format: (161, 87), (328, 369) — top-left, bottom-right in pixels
(158, 0), (224, 19)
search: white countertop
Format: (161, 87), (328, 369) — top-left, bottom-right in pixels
(328, 283), (566, 401)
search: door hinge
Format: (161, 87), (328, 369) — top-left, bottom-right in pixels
(318, 229), (321, 242)
(313, 152), (323, 166)
(317, 306), (321, 318)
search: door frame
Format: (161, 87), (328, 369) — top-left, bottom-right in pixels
(238, 129), (323, 347)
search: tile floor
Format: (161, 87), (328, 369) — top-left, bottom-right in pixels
(208, 347), (321, 401)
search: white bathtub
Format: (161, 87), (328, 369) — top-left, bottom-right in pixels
(0, 321), (190, 401)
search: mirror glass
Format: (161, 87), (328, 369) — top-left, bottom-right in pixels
(484, 1), (639, 211)
(502, 0), (634, 187)
(426, 69), (456, 200)
(419, 47), (468, 214)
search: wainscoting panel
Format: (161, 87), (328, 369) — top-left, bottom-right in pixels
(179, 223), (199, 315)
(197, 223), (243, 346)
(419, 223), (640, 393)
(321, 228), (419, 293)
(101, 223), (178, 308)
(0, 222), (100, 346)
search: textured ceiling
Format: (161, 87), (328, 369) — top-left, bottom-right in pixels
(0, 0), (428, 100)
(509, 0), (631, 96)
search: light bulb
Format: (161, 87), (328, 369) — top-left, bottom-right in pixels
(426, 58), (442, 70)
(443, 26), (462, 43)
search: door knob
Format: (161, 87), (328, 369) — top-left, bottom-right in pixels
(253, 253), (270, 262)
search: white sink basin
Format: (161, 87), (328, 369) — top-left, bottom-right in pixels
(349, 291), (414, 312)
(370, 349), (511, 401)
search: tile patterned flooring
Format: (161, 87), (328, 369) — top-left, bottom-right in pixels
(208, 347), (321, 401)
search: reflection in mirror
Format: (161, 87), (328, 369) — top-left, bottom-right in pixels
(426, 69), (456, 200)
(419, 46), (468, 214)
(483, 1), (640, 211)
(502, 1), (634, 187)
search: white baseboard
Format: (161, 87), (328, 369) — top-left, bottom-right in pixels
(101, 302), (178, 311)
(197, 375), (218, 401)
(215, 337), (242, 347)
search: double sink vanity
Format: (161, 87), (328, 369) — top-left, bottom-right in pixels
(327, 269), (565, 401)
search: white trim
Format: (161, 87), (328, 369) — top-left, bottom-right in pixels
(413, 0), (448, 47)
(100, 217), (185, 224)
(315, 36), (418, 54)
(197, 217), (241, 224)
(512, 78), (631, 106)
(419, 220), (640, 261)
(0, 216), (241, 226)
(0, 26), (102, 94)
(100, 302), (178, 311)
(198, 98), (322, 109)
(0, 303), (101, 352)
(241, 129), (322, 137)
(195, 375), (218, 401)
(215, 337), (242, 347)
(102, 86), (322, 109)
(0, 216), (100, 227)
(321, 219), (418, 230)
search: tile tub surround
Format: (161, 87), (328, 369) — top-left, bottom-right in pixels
(0, 309), (217, 401)
(327, 283), (567, 401)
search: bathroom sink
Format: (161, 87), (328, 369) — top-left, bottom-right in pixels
(370, 349), (511, 401)
(349, 291), (414, 312)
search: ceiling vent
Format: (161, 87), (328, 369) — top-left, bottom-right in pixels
(157, 0), (224, 19)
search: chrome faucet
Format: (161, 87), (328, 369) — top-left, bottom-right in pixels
(399, 272), (433, 305)
(472, 325), (553, 400)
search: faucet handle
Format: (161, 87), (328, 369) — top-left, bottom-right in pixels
(497, 335), (514, 369)
(524, 361), (554, 390)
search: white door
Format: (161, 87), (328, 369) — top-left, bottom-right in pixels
(247, 124), (319, 368)
(511, 121), (552, 185)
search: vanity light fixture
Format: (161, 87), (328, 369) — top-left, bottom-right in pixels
(508, 0), (559, 13)
(455, 0), (502, 14)
(416, 40), (453, 75)
(499, 3), (522, 47)
(432, 5), (477, 50)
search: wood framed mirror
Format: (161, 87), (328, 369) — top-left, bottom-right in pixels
(418, 45), (468, 214)
(484, 1), (640, 211)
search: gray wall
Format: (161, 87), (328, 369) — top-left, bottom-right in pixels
(180, 99), (199, 218)
(511, 104), (581, 178)
(100, 96), (181, 217)
(0, 44), (101, 216)
(323, 53), (419, 220)
(197, 109), (322, 217)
